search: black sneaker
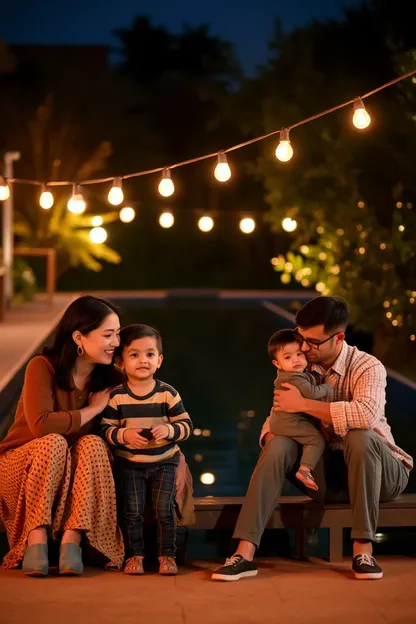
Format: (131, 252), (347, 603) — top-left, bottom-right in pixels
(352, 554), (383, 580)
(211, 554), (258, 582)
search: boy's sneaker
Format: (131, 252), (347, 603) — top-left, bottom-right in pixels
(352, 554), (383, 580)
(211, 554), (258, 581)
(159, 556), (178, 575)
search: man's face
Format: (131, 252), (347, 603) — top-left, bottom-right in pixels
(295, 324), (343, 364)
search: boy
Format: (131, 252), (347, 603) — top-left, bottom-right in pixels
(269, 329), (334, 491)
(100, 324), (193, 576)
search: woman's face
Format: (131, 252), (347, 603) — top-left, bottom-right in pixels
(78, 312), (121, 365)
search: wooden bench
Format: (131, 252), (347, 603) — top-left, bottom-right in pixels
(193, 494), (416, 562)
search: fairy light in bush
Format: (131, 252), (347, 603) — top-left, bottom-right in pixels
(39, 184), (54, 209)
(352, 98), (371, 129)
(159, 211), (174, 228)
(67, 184), (86, 214)
(214, 151), (231, 182)
(0, 176), (10, 201)
(275, 129), (293, 162)
(239, 217), (256, 234)
(282, 217), (297, 232)
(198, 216), (214, 232)
(108, 178), (124, 206)
(119, 207), (135, 223)
(158, 168), (175, 197)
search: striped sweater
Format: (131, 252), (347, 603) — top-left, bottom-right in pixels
(99, 380), (193, 466)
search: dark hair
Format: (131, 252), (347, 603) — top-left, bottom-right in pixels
(43, 295), (123, 392)
(295, 296), (349, 334)
(116, 324), (163, 358)
(268, 329), (299, 359)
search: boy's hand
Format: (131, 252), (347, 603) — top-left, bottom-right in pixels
(123, 429), (149, 448)
(152, 424), (171, 442)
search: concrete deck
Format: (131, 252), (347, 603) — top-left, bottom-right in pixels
(0, 293), (76, 392)
(0, 557), (415, 623)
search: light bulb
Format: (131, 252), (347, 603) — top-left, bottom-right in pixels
(108, 178), (124, 206)
(119, 206), (135, 223)
(282, 217), (297, 232)
(198, 216), (214, 232)
(239, 217), (256, 234)
(352, 98), (371, 129)
(214, 151), (231, 182)
(67, 184), (86, 214)
(39, 185), (54, 209)
(91, 216), (104, 227)
(89, 226), (107, 244)
(159, 211), (174, 228)
(275, 129), (293, 162)
(158, 168), (174, 197)
(0, 176), (10, 201)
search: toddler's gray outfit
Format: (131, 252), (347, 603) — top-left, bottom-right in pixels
(271, 370), (332, 469)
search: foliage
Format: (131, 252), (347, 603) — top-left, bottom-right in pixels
(238, 0), (416, 365)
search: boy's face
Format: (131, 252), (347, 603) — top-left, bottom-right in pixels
(118, 336), (163, 382)
(273, 342), (308, 373)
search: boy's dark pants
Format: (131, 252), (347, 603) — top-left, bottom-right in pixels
(233, 430), (409, 547)
(116, 462), (177, 558)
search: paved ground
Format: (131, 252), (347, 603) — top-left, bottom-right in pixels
(1, 557), (415, 624)
(0, 293), (76, 392)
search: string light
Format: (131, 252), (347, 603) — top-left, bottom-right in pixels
(282, 218), (297, 232)
(198, 216), (214, 232)
(89, 226), (107, 244)
(275, 129), (293, 162)
(39, 185), (54, 209)
(67, 185), (86, 214)
(91, 216), (104, 227)
(159, 211), (174, 228)
(108, 179), (124, 206)
(352, 98), (371, 129)
(0, 176), (10, 201)
(214, 151), (231, 182)
(239, 217), (256, 234)
(316, 282), (326, 292)
(398, 225), (405, 232)
(300, 245), (309, 254)
(119, 207), (135, 223)
(6, 69), (415, 201)
(158, 168), (175, 197)
(411, 335), (415, 342)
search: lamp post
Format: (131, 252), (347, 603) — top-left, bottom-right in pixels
(2, 151), (21, 308)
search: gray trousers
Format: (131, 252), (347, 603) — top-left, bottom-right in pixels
(233, 429), (409, 546)
(270, 413), (325, 470)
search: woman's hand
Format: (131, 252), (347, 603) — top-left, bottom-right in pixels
(123, 429), (149, 449)
(88, 389), (112, 415)
(152, 424), (171, 442)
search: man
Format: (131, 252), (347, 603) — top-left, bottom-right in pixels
(212, 296), (412, 581)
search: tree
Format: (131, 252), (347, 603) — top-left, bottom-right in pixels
(238, 2), (416, 372)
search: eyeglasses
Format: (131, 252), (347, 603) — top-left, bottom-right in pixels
(293, 327), (339, 350)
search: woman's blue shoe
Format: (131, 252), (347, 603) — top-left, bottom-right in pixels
(22, 544), (49, 577)
(59, 543), (84, 576)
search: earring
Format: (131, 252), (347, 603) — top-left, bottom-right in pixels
(77, 345), (84, 356)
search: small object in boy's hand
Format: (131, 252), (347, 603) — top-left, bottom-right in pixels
(139, 428), (153, 441)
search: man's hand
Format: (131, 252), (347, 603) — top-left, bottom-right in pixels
(123, 429), (149, 449)
(152, 424), (171, 442)
(273, 383), (305, 413)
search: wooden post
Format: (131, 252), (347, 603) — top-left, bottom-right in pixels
(14, 248), (56, 303)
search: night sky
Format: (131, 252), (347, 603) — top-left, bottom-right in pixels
(2, 0), (359, 72)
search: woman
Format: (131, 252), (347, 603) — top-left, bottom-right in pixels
(0, 295), (125, 576)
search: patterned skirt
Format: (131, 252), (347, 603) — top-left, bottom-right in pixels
(0, 433), (124, 570)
